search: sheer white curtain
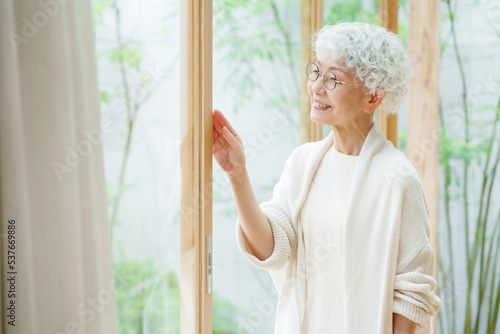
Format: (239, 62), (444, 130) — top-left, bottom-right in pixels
(1, 0), (118, 333)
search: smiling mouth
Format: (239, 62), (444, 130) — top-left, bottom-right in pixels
(312, 101), (331, 110)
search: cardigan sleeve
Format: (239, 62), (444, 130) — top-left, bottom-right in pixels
(392, 177), (442, 328)
(235, 153), (297, 271)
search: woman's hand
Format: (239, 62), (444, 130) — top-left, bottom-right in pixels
(212, 109), (246, 175)
(392, 313), (417, 334)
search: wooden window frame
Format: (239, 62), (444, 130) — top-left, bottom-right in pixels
(408, 1), (440, 333)
(300, 0), (324, 144)
(180, 0), (213, 333)
(378, 0), (399, 147)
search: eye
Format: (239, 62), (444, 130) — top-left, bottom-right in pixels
(326, 72), (337, 82)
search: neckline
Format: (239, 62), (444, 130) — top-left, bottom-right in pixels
(328, 143), (359, 162)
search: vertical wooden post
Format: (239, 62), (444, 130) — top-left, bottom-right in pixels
(408, 1), (440, 333)
(180, 0), (213, 333)
(300, 0), (323, 144)
(379, 0), (399, 36)
(378, 0), (399, 147)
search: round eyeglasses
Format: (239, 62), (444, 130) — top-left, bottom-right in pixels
(305, 62), (362, 90)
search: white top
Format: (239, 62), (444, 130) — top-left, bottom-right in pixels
(235, 123), (442, 334)
(300, 143), (358, 333)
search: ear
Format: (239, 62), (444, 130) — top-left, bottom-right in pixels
(362, 90), (384, 114)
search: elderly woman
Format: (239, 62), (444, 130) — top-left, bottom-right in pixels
(212, 22), (442, 334)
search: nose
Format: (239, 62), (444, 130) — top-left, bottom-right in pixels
(311, 76), (326, 95)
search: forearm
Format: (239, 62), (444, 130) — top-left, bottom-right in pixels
(393, 313), (417, 334)
(228, 167), (274, 261)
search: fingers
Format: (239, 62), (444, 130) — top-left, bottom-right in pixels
(213, 109), (242, 153)
(213, 109), (239, 138)
(212, 110), (225, 135)
(212, 122), (226, 152)
(222, 126), (241, 151)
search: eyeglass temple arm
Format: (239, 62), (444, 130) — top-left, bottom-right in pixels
(337, 80), (362, 87)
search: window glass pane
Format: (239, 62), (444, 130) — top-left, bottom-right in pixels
(432, 2), (499, 333)
(92, 0), (181, 332)
(213, 0), (301, 332)
(396, 0), (410, 152)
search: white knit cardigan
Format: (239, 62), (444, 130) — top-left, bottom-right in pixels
(236, 122), (442, 334)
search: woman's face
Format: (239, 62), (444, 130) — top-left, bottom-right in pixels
(307, 55), (373, 128)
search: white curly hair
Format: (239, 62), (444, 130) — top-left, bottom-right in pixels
(313, 22), (412, 116)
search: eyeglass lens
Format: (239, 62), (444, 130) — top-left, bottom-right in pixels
(306, 63), (337, 90)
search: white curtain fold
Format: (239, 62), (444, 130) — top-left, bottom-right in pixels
(1, 0), (118, 333)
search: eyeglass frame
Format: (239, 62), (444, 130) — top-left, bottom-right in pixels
(305, 62), (363, 90)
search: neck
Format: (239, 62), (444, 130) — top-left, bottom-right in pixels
(331, 121), (374, 156)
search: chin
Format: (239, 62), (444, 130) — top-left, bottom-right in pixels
(310, 109), (332, 126)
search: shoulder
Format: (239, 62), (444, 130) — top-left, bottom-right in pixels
(371, 141), (429, 213)
(286, 137), (329, 165)
(293, 139), (326, 156)
(377, 142), (423, 190)
(379, 145), (430, 217)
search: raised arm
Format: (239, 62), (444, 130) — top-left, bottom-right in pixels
(212, 109), (274, 261)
